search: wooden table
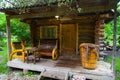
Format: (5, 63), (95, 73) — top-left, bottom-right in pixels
(26, 47), (41, 64)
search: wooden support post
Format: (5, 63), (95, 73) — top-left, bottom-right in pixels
(60, 24), (62, 55)
(6, 16), (11, 60)
(95, 18), (106, 61)
(76, 23), (79, 55)
(30, 21), (36, 46)
(57, 23), (60, 54)
(112, 0), (117, 80)
(29, 25), (33, 47)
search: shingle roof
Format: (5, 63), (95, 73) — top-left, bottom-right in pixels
(0, 0), (64, 9)
(0, 0), (117, 17)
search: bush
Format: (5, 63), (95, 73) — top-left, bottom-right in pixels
(0, 47), (3, 51)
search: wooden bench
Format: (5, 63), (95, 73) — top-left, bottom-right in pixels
(37, 39), (58, 60)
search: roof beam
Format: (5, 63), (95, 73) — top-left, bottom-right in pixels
(9, 5), (113, 19)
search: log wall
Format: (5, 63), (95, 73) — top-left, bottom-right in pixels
(29, 16), (105, 51)
(95, 19), (105, 51)
(30, 21), (40, 46)
(78, 22), (95, 45)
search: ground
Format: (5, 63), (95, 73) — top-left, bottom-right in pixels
(0, 71), (39, 80)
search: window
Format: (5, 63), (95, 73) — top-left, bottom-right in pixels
(40, 26), (57, 39)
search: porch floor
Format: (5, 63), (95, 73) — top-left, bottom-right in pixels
(7, 56), (114, 80)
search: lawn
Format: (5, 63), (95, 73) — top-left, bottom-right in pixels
(105, 55), (120, 80)
(0, 47), (8, 74)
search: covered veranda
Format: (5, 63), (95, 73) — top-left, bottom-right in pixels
(7, 56), (114, 80)
(0, 0), (119, 80)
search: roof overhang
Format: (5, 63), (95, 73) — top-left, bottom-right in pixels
(0, 0), (116, 19)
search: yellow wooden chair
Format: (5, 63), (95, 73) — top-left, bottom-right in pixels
(9, 41), (27, 62)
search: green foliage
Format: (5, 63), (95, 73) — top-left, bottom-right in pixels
(118, 2), (120, 12)
(0, 14), (30, 46)
(104, 15), (120, 47)
(115, 57), (120, 73)
(104, 56), (112, 63)
(104, 21), (113, 46)
(104, 2), (120, 47)
(116, 76), (120, 80)
(10, 18), (30, 42)
(105, 56), (120, 74)
(27, 71), (35, 76)
(0, 14), (6, 32)
(19, 72), (24, 77)
(0, 14), (6, 47)
(0, 47), (3, 51)
(105, 56), (120, 80)
(19, 71), (35, 76)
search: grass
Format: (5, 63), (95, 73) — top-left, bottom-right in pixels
(19, 72), (24, 77)
(19, 71), (35, 77)
(27, 71), (35, 76)
(116, 76), (120, 80)
(115, 57), (120, 74)
(0, 47), (8, 74)
(105, 55), (120, 80)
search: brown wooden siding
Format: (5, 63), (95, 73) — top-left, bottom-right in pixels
(78, 22), (95, 45)
(30, 25), (40, 46)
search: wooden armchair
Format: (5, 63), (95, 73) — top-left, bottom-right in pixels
(9, 41), (29, 62)
(37, 39), (58, 60)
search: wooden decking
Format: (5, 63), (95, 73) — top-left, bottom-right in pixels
(7, 56), (114, 80)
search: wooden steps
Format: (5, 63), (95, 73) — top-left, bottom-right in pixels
(38, 69), (68, 80)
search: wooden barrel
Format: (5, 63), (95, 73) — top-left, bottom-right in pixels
(80, 43), (99, 69)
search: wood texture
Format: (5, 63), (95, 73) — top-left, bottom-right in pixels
(78, 22), (95, 45)
(7, 58), (114, 80)
(6, 16), (11, 60)
(60, 24), (76, 55)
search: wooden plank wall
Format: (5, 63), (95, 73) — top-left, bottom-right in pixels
(30, 19), (98, 49)
(30, 21), (40, 46)
(78, 22), (95, 45)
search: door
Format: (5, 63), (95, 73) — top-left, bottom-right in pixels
(61, 24), (76, 55)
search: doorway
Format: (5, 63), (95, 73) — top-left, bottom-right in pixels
(60, 24), (77, 56)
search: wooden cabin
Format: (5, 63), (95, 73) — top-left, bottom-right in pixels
(0, 0), (115, 55)
(0, 0), (117, 80)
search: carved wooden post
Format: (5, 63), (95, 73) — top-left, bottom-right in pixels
(6, 16), (11, 60)
(95, 18), (105, 51)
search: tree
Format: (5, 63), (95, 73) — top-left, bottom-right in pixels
(10, 18), (30, 42)
(0, 14), (30, 46)
(104, 2), (120, 47)
(0, 14), (6, 47)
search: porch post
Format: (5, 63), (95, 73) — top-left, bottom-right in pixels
(112, 0), (117, 79)
(76, 23), (79, 55)
(6, 16), (11, 60)
(95, 18), (105, 51)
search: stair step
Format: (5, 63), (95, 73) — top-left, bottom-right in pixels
(40, 70), (68, 80)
